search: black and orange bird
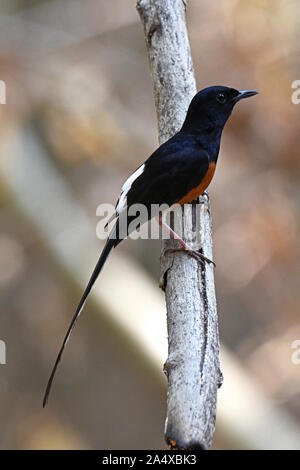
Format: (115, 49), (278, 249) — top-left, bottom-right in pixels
(43, 85), (258, 406)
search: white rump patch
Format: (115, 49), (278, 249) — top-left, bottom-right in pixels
(115, 163), (145, 214)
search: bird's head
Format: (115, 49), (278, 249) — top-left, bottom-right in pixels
(181, 86), (258, 133)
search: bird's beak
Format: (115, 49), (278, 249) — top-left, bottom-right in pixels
(235, 90), (259, 102)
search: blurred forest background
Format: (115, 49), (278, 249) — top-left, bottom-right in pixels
(0, 0), (299, 450)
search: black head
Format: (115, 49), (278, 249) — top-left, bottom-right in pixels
(181, 86), (258, 134)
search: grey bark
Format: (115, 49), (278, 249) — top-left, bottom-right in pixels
(137, 0), (222, 450)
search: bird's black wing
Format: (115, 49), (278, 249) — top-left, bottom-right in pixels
(126, 132), (210, 210)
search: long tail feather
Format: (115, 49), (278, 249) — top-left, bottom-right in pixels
(43, 234), (116, 407)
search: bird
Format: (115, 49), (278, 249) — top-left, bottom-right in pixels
(43, 85), (258, 407)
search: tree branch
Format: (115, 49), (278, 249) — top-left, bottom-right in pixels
(137, 0), (222, 450)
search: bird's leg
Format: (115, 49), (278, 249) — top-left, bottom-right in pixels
(158, 216), (215, 266)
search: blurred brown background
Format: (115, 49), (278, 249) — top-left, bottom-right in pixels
(0, 0), (299, 449)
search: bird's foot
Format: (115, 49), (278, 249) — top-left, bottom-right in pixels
(164, 247), (215, 267)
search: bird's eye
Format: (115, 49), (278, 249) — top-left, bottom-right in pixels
(216, 92), (227, 104)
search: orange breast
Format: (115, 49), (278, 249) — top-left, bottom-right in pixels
(177, 162), (216, 205)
